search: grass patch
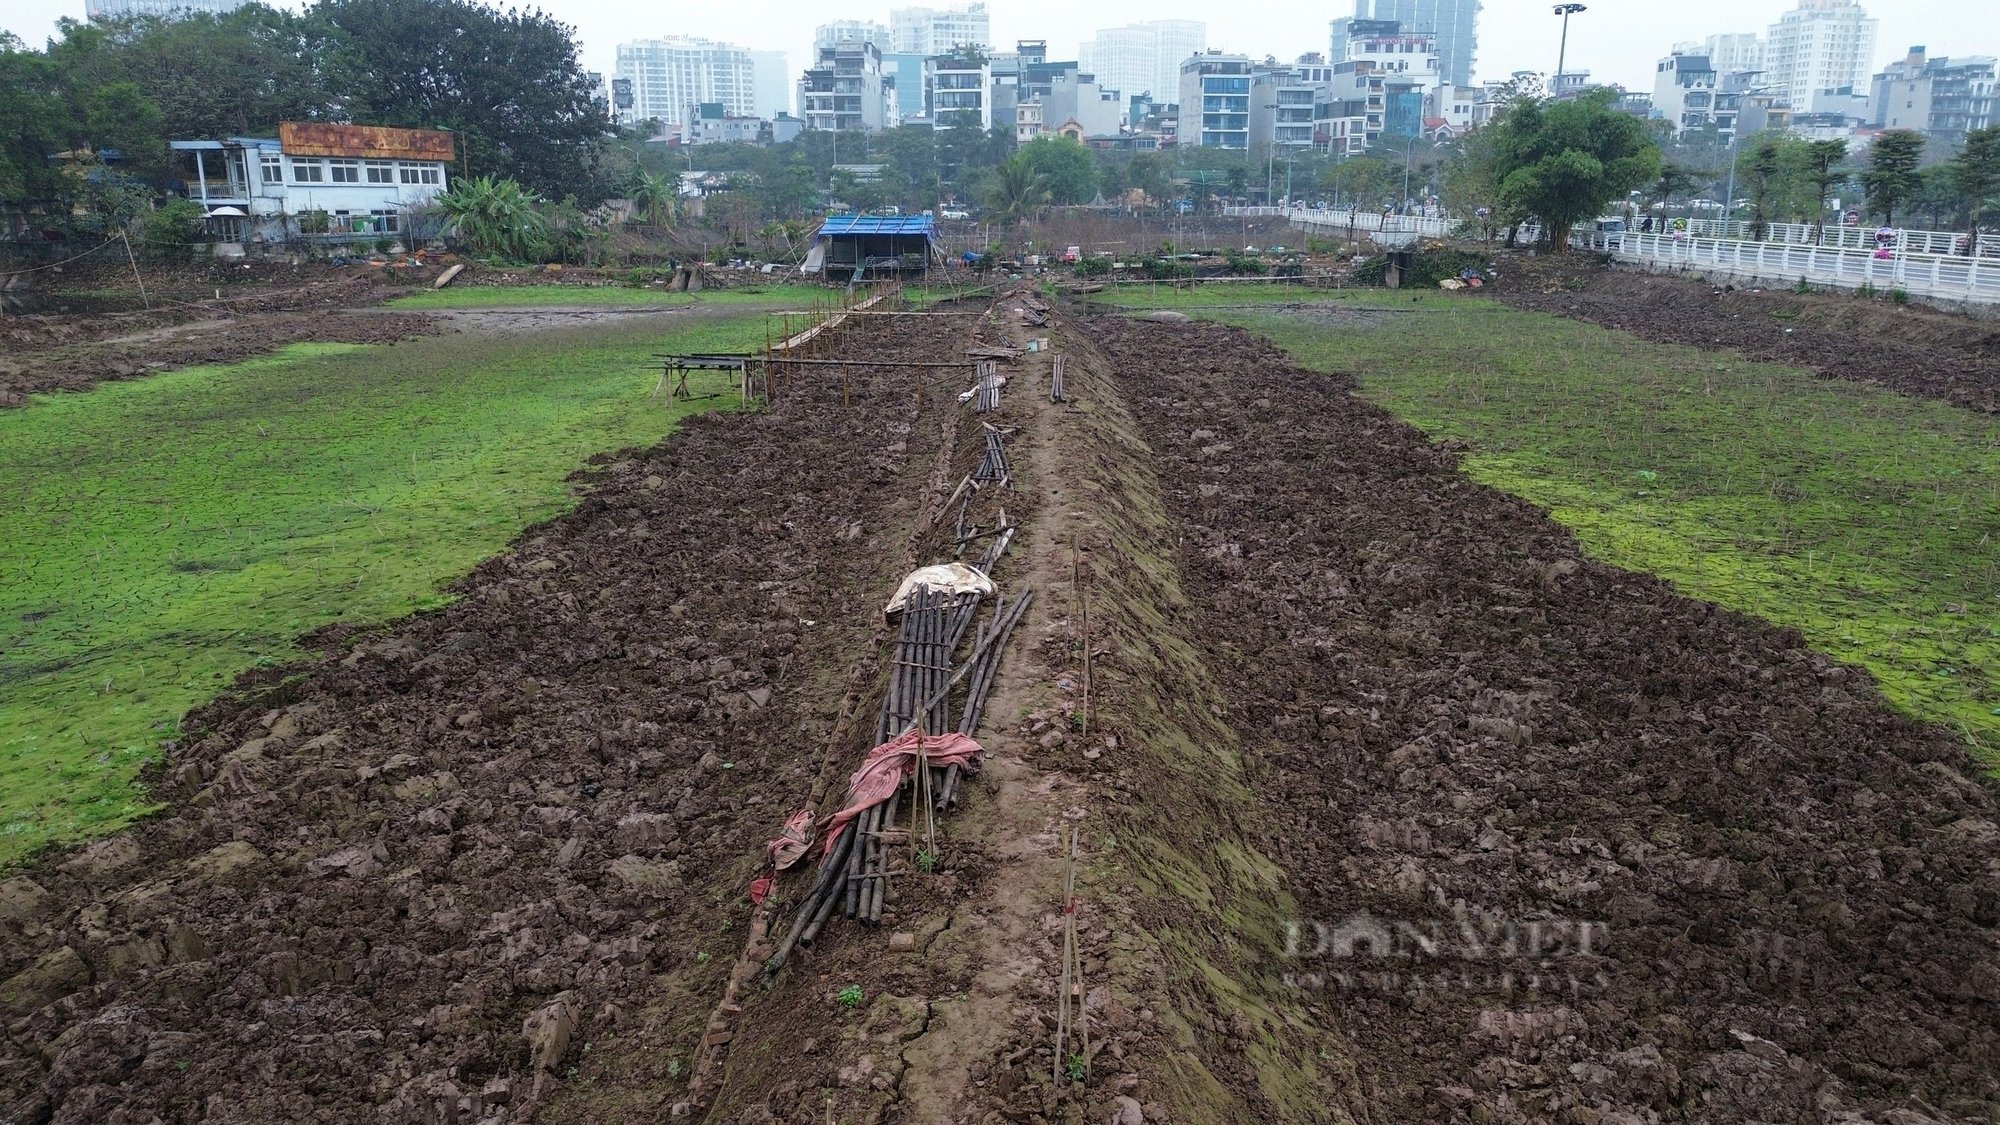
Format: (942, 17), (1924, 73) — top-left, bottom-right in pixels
(0, 313), (773, 863)
(1112, 291), (2000, 764)
(389, 283), (830, 310)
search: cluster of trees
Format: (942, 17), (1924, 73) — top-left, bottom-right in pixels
(10, 0), (1992, 262)
(1853, 126), (2000, 241)
(1429, 90), (1661, 250)
(1430, 95), (2000, 251)
(1, 0), (607, 213)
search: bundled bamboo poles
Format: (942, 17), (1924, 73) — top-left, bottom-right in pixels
(973, 361), (1002, 413)
(1051, 354), (1066, 403)
(763, 585), (1034, 978)
(973, 425), (1013, 486)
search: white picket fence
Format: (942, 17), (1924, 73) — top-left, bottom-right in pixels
(1582, 231), (2000, 303)
(1226, 205), (1458, 239)
(1676, 219), (1996, 259)
(1240, 203), (1999, 303)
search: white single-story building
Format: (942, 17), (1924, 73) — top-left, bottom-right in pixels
(170, 122), (455, 251)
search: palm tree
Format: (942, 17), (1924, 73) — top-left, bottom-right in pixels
(629, 170), (680, 230)
(433, 175), (546, 260)
(985, 153), (1050, 251)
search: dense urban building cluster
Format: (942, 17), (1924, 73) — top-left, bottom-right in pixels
(65, 0), (1991, 160)
(579, 0), (1989, 164)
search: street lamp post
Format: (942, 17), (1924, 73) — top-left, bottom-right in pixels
(1553, 4), (1587, 96)
(1261, 104), (1279, 206)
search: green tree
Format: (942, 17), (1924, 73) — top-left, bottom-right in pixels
(753, 158), (819, 219)
(46, 9), (334, 142)
(1735, 134), (1804, 240)
(1125, 152), (1171, 211)
(1949, 124), (2000, 255)
(308, 0), (610, 200)
(1016, 135), (1097, 204)
(82, 80), (166, 174)
(1321, 156), (1397, 209)
(1801, 139), (1849, 242)
(1649, 162), (1704, 228)
(140, 196), (205, 261)
(432, 173), (545, 260)
(984, 151), (1049, 242)
(1911, 165), (1962, 229)
(628, 169), (679, 229)
(1490, 90), (1661, 250)
(1862, 129), (1925, 226)
(0, 33), (75, 208)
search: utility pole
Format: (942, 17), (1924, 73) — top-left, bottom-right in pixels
(1553, 4), (1587, 97)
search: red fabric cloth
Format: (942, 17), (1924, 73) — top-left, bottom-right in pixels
(818, 729), (984, 857)
(749, 874), (774, 904)
(765, 807), (818, 871)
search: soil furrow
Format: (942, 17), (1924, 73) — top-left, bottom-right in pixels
(1093, 308), (2000, 1123)
(0, 314), (961, 1124)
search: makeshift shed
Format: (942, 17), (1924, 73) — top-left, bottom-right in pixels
(806, 215), (939, 280)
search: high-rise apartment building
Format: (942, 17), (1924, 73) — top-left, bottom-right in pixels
(799, 41), (893, 132)
(1873, 47), (1998, 140)
(1764, 0), (1877, 109)
(1179, 52), (1253, 149)
(87, 0), (245, 18)
(1335, 0), (1478, 87)
(816, 20), (890, 50)
(614, 37), (772, 128)
(1078, 20), (1207, 102)
(749, 51), (793, 119)
(1702, 32), (1765, 77)
(888, 3), (990, 57)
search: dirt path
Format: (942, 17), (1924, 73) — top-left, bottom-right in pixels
(1091, 307), (2000, 1123)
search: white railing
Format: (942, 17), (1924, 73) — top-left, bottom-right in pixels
(1674, 219), (1996, 259)
(1583, 231), (2000, 303)
(1241, 206), (1458, 239)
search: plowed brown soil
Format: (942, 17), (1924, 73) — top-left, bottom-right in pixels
(0, 315), (968, 1124)
(0, 278), (438, 405)
(1497, 260), (2000, 413)
(8, 287), (1999, 1125)
(1092, 311), (2000, 1124)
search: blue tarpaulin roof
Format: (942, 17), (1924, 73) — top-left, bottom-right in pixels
(817, 215), (935, 237)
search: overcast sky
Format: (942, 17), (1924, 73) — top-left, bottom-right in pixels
(4, 0), (1988, 98)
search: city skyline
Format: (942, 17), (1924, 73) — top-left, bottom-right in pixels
(4, 0), (1989, 110)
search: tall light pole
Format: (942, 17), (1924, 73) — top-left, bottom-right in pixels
(1261, 103), (1279, 205)
(1553, 4), (1587, 97)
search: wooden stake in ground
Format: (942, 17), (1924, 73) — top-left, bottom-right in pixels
(119, 228), (151, 311)
(1053, 825), (1086, 1088)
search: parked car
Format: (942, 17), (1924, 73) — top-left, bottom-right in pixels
(939, 208), (970, 220)
(1062, 245), (1081, 263)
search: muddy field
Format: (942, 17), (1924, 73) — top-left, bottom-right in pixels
(1093, 311), (2000, 1123)
(0, 272), (440, 405)
(1497, 259), (2000, 413)
(0, 313), (973, 1123)
(6, 281), (1999, 1125)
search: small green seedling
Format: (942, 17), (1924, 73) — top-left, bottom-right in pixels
(1065, 1052), (1088, 1081)
(837, 984), (865, 1009)
(916, 848), (940, 874)
(695, 951), (711, 964)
